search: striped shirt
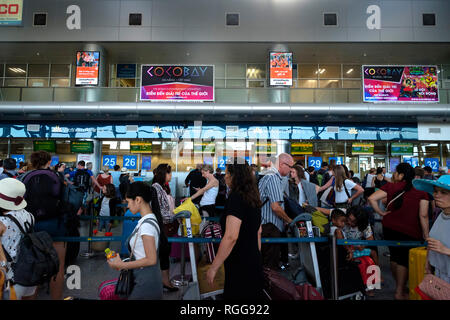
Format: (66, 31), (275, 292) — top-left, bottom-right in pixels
(259, 168), (285, 232)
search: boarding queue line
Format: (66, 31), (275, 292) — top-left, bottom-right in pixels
(51, 204), (427, 300)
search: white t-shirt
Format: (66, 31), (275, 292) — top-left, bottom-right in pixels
(365, 174), (376, 188)
(334, 179), (356, 203)
(129, 214), (160, 261)
(304, 171), (310, 182)
(99, 197), (110, 216)
(298, 182), (306, 205)
(0, 209), (35, 280)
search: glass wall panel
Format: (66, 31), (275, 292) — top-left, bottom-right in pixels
(51, 64), (71, 77)
(343, 80), (361, 88)
(297, 64), (318, 79)
(343, 64), (362, 78)
(319, 79), (341, 88)
(297, 80), (318, 88)
(246, 64), (266, 79)
(226, 64), (246, 78)
(28, 64), (49, 77)
(5, 78), (26, 87)
(51, 78), (70, 87)
(214, 64), (225, 78)
(318, 64), (341, 79)
(28, 78), (49, 87)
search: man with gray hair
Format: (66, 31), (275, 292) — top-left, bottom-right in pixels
(258, 153), (294, 269)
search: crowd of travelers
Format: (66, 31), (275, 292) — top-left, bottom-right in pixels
(0, 152), (449, 300)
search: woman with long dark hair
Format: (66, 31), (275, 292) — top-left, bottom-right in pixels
(107, 181), (163, 299)
(369, 162), (430, 300)
(206, 158), (265, 300)
(152, 164), (178, 292)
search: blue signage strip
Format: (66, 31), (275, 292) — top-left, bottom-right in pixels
(102, 155), (117, 169)
(123, 155), (137, 170)
(424, 158), (439, 172)
(0, 124), (419, 141)
(10, 155), (25, 168)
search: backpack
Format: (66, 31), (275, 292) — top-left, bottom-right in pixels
(3, 171), (17, 179)
(74, 169), (91, 192)
(2, 214), (59, 286)
(19, 169), (63, 221)
(317, 174), (324, 186)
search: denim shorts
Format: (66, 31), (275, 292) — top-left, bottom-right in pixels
(34, 218), (67, 238)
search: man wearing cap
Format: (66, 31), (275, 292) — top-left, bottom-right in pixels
(0, 158), (18, 181)
(0, 178), (37, 299)
(413, 175), (450, 285)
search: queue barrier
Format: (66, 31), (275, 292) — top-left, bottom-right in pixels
(70, 203), (429, 300)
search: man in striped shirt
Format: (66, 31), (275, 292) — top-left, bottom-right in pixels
(259, 153), (294, 269)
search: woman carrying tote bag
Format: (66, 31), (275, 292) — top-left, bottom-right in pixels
(107, 182), (163, 300)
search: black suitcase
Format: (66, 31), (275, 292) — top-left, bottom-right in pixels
(316, 243), (365, 299)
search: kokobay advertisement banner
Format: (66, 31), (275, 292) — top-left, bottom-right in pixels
(362, 65), (439, 103)
(141, 65), (214, 101)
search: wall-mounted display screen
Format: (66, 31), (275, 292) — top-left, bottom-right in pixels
(141, 65), (214, 101)
(76, 51), (100, 86)
(269, 52), (293, 86)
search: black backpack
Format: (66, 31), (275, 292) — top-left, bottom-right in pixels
(2, 214), (59, 286)
(20, 169), (63, 221)
(74, 169), (91, 192)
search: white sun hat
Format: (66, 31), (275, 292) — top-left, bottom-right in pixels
(0, 178), (27, 211)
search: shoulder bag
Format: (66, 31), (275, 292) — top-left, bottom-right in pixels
(418, 274), (450, 300)
(114, 223), (140, 299)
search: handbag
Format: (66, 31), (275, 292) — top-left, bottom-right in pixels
(0, 269), (17, 300)
(417, 274), (450, 300)
(114, 223), (141, 299)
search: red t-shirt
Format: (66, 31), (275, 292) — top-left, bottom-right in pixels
(94, 174), (112, 193)
(380, 181), (429, 239)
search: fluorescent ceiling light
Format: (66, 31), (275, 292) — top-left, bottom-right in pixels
(119, 141), (130, 149)
(8, 67), (26, 73)
(346, 68), (354, 74)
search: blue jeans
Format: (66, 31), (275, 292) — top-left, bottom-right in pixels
(98, 218), (111, 232)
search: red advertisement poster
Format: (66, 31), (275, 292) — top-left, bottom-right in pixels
(270, 52), (293, 86)
(76, 51), (100, 86)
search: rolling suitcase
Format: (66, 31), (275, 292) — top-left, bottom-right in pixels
(409, 247), (427, 300)
(354, 256), (377, 289)
(263, 267), (301, 300)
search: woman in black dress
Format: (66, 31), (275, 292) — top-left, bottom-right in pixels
(206, 158), (265, 300)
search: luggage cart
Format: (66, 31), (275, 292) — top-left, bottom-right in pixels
(288, 214), (323, 296)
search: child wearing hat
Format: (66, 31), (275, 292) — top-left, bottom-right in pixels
(0, 178), (37, 299)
